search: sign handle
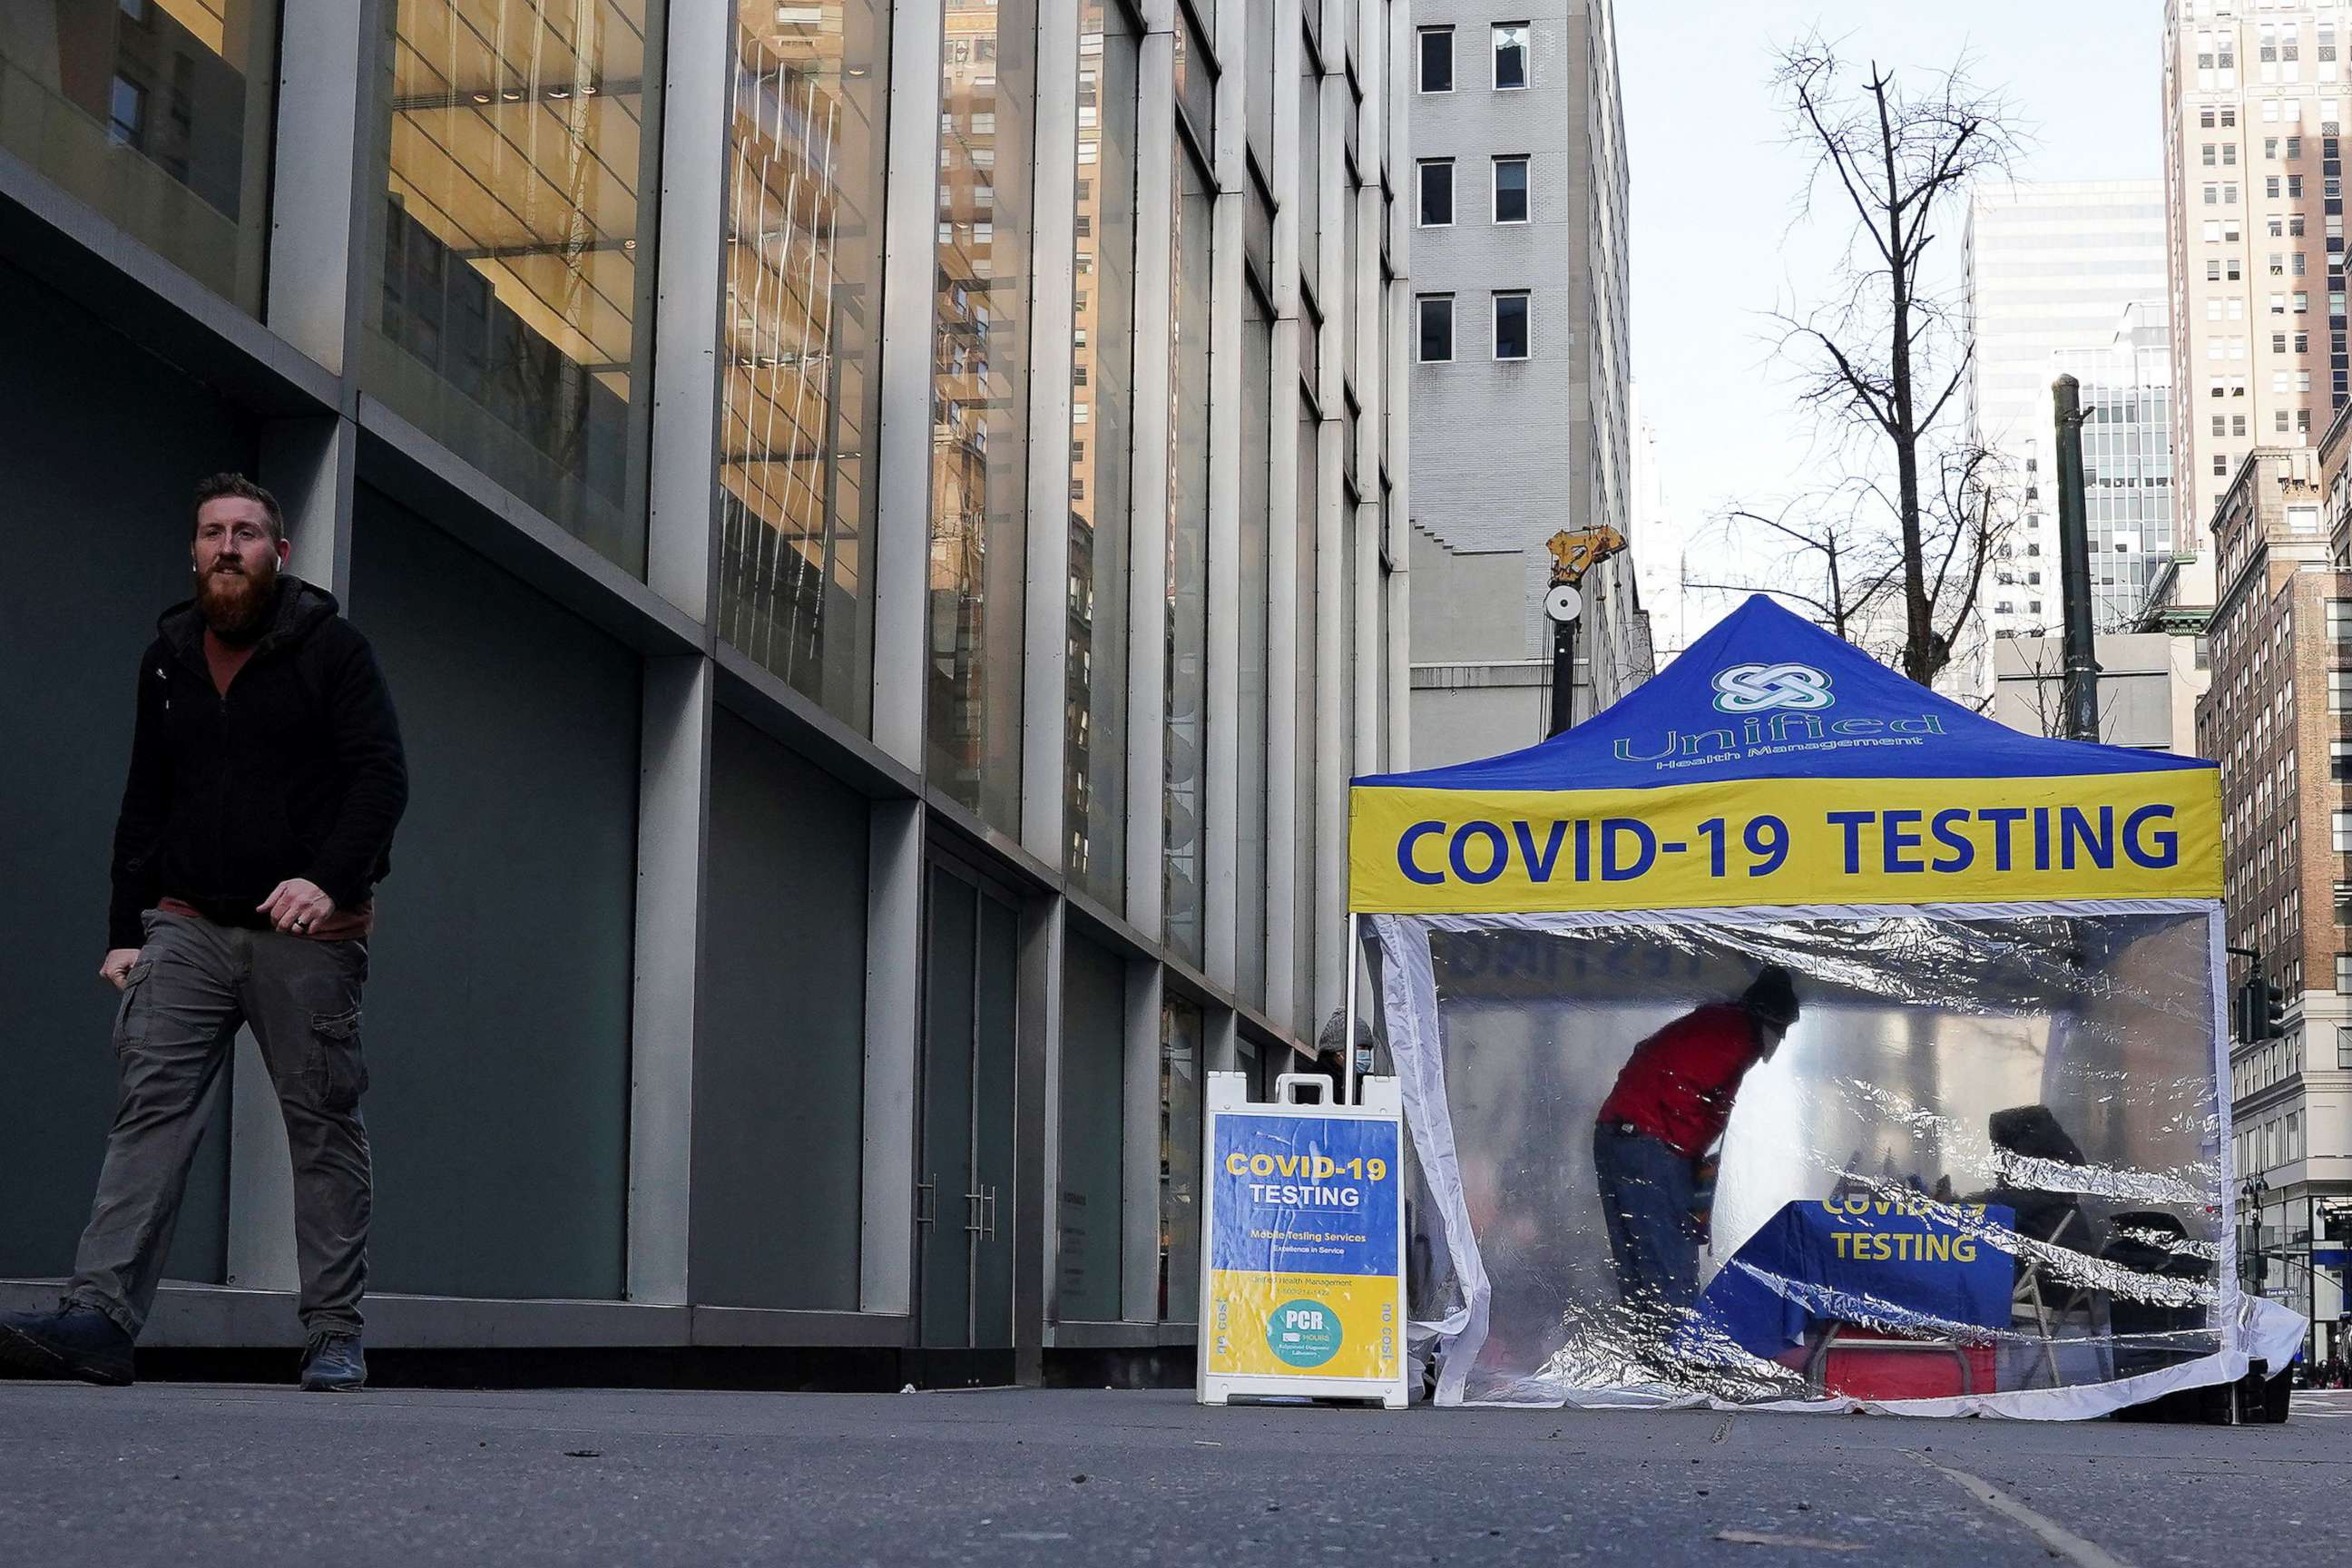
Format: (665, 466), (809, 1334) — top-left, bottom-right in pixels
(1277, 1073), (1331, 1105)
(1342, 912), (1361, 1106)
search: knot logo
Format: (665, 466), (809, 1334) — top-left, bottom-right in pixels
(1711, 662), (1834, 714)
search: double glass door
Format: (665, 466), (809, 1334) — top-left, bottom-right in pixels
(917, 864), (1018, 1350)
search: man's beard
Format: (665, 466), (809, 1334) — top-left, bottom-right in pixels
(195, 558), (278, 645)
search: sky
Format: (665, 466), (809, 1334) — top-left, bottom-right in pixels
(1616, 1), (2165, 642)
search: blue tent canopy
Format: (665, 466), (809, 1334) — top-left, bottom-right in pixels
(1357, 595), (2210, 790)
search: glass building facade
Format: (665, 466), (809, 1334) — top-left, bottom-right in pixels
(0, 0), (1408, 1377)
(0, 0), (279, 310)
(364, 0), (665, 572)
(2052, 309), (2179, 631)
(713, 0), (890, 730)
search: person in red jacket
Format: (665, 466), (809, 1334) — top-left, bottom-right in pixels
(1592, 965), (1800, 1332)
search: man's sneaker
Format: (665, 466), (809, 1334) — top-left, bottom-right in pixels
(300, 1331), (366, 1392)
(0, 1306), (135, 1386)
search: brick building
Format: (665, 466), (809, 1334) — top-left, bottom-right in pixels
(2200, 441), (2350, 1362)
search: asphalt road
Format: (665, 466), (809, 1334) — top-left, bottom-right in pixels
(0, 1382), (2344, 1566)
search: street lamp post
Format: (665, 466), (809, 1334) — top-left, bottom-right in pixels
(2242, 1172), (2271, 1295)
(2052, 375), (2102, 741)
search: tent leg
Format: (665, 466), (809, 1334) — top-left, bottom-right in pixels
(1342, 913), (1361, 1105)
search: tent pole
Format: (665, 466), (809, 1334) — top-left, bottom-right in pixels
(1342, 913), (1361, 1105)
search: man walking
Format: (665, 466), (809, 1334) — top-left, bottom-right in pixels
(1592, 965), (1800, 1331)
(0, 475), (407, 1391)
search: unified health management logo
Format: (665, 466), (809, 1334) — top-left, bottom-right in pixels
(1710, 662), (1835, 715)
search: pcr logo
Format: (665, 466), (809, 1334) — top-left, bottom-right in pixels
(1711, 662), (1834, 715)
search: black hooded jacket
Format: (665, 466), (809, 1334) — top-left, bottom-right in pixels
(107, 577), (409, 948)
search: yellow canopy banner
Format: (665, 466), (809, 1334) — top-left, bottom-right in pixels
(1348, 770), (2222, 916)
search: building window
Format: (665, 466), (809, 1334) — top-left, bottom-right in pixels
(1493, 156), (1530, 222)
(1417, 294), (1454, 363)
(0, 0), (280, 310)
(1494, 290), (1530, 359)
(1418, 26), (1453, 93)
(1493, 23), (1529, 90)
(1417, 159), (1454, 226)
(106, 74), (143, 147)
(369, 0), (662, 573)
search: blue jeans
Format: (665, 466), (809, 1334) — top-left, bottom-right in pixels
(1592, 1124), (1698, 1322)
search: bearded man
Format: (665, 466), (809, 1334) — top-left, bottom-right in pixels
(0, 475), (407, 1392)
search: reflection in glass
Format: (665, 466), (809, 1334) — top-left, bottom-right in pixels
(1244, 0), (1273, 162)
(0, 1), (277, 309)
(1065, 0), (1138, 904)
(1161, 995), (1202, 1321)
(926, 0), (1037, 828)
(1343, 157), (1361, 390)
(1163, 142), (1212, 963)
(368, 0), (662, 573)
(1171, 3), (1211, 154)
(1297, 37), (1319, 296)
(714, 0), (889, 731)
(1237, 300), (1273, 1004)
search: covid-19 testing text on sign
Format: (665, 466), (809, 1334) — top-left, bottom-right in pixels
(1197, 1073), (1408, 1409)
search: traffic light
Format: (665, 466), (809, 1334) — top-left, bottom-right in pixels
(2236, 972), (2290, 1042)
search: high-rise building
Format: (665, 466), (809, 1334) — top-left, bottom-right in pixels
(1963, 181), (2171, 642)
(2165, 4), (2352, 1365)
(2203, 442), (2350, 1366)
(0, 0), (1409, 1377)
(2053, 303), (2181, 628)
(1405, 0), (1646, 765)
(2161, 1), (2352, 605)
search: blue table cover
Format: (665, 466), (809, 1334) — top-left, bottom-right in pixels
(1686, 1198), (2017, 1359)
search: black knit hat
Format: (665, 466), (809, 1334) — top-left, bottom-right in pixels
(1741, 965), (1800, 1030)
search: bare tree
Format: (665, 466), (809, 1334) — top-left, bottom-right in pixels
(1687, 480), (1902, 653)
(1753, 36), (2023, 689)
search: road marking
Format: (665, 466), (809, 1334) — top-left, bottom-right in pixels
(1914, 1455), (2132, 1568)
(1715, 1530), (1864, 1552)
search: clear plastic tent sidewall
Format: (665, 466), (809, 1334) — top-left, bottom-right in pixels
(1348, 598), (2307, 1418)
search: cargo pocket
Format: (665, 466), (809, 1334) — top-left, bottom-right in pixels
(112, 961), (155, 1054)
(310, 1006), (370, 1112)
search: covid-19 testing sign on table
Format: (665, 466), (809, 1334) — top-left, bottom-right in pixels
(1197, 1073), (1408, 1408)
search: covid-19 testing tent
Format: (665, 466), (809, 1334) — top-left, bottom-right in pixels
(1350, 596), (2306, 1416)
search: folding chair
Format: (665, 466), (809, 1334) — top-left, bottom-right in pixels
(2011, 1205), (2110, 1389)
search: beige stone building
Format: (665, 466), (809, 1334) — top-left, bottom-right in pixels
(2198, 442), (2350, 1360)
(2161, 0), (2352, 613)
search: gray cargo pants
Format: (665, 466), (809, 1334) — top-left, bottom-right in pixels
(67, 907), (371, 1338)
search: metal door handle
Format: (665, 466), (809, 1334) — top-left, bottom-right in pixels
(965, 1188), (986, 1238)
(916, 1178), (936, 1230)
(982, 1185), (999, 1241)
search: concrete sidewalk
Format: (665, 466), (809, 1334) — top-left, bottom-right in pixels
(1, 1382), (2344, 1566)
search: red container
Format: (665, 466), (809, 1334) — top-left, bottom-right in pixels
(1813, 1327), (1997, 1402)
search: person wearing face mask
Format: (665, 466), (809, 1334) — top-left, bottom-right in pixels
(0, 474), (407, 1394)
(1591, 965), (1801, 1330)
